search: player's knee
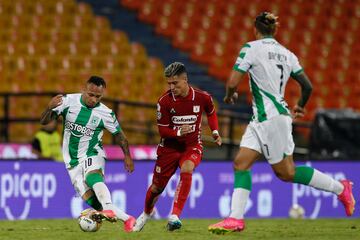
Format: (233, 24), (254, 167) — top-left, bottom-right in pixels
(274, 170), (295, 182)
(180, 166), (194, 173)
(85, 172), (104, 188)
(150, 184), (164, 194)
(180, 160), (195, 173)
(233, 159), (248, 171)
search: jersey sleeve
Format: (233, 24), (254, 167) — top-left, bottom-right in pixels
(157, 100), (171, 127)
(290, 52), (303, 77)
(233, 43), (253, 73)
(104, 111), (122, 135)
(52, 95), (69, 116)
(204, 94), (216, 115)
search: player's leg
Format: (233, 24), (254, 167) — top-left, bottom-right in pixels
(209, 123), (261, 234)
(170, 147), (201, 217)
(272, 155), (355, 216)
(133, 183), (167, 232)
(167, 147), (201, 231)
(208, 147), (260, 234)
(133, 149), (179, 232)
(68, 164), (103, 223)
(82, 189), (102, 211)
(84, 156), (135, 231)
(145, 151), (179, 214)
(268, 115), (355, 216)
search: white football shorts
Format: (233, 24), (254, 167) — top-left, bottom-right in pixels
(67, 155), (105, 197)
(240, 115), (295, 164)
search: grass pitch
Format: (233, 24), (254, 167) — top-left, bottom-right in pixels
(0, 218), (358, 240)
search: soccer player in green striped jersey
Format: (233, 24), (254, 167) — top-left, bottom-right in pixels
(209, 12), (355, 234)
(40, 76), (136, 232)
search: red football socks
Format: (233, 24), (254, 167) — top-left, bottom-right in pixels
(144, 186), (161, 214)
(172, 172), (192, 216)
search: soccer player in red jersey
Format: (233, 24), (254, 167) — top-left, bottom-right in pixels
(133, 62), (222, 231)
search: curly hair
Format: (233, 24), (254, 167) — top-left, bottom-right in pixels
(87, 75), (106, 88)
(255, 12), (279, 36)
(164, 62), (187, 78)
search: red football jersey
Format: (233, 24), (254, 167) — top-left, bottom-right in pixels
(157, 86), (216, 149)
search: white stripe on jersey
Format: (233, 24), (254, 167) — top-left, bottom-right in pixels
(234, 38), (303, 122)
(52, 93), (120, 168)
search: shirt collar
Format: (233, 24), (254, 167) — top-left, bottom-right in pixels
(171, 86), (195, 101)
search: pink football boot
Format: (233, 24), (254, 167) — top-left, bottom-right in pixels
(208, 217), (245, 234)
(338, 180), (356, 216)
(124, 215), (136, 232)
(91, 209), (117, 223)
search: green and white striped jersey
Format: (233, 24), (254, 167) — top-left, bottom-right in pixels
(52, 94), (121, 168)
(233, 37), (303, 122)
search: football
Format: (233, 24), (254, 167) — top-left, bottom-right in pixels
(288, 204), (305, 219)
(78, 215), (102, 232)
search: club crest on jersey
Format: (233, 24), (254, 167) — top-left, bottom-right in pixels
(90, 116), (100, 126)
(170, 108), (176, 114)
(157, 111), (162, 120)
(193, 105), (200, 113)
(156, 166), (161, 173)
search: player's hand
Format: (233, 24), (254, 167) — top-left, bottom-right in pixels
(212, 132), (222, 146)
(48, 94), (63, 109)
(223, 92), (238, 105)
(179, 125), (193, 136)
(293, 105), (305, 119)
(124, 155), (134, 173)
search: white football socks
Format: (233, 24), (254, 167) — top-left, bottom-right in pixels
(309, 169), (344, 195)
(229, 188), (250, 219)
(92, 182), (130, 221)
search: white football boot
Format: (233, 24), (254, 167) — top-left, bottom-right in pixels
(167, 214), (182, 231)
(133, 211), (152, 232)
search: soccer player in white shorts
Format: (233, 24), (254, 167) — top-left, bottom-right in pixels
(209, 12), (355, 234)
(40, 76), (136, 232)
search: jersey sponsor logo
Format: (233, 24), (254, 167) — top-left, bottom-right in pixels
(193, 105), (200, 113)
(175, 125), (196, 133)
(65, 121), (94, 138)
(172, 115), (197, 124)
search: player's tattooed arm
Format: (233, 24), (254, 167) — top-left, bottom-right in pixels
(292, 72), (313, 108)
(114, 130), (134, 173)
(40, 108), (57, 125)
(40, 94), (63, 125)
(115, 130), (131, 156)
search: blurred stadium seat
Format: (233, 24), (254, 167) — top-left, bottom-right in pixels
(121, 0), (360, 118)
(0, 0), (165, 143)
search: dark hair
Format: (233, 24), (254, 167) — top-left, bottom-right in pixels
(87, 76), (106, 88)
(255, 12), (279, 36)
(164, 62), (187, 77)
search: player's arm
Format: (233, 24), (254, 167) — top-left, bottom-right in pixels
(225, 43), (251, 105)
(40, 94), (63, 125)
(114, 130), (134, 173)
(291, 72), (313, 118)
(204, 95), (222, 146)
(224, 70), (246, 104)
(158, 124), (193, 137)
